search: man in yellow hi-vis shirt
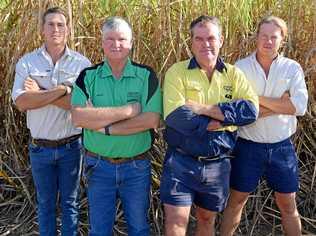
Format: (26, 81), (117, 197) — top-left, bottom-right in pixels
(160, 15), (259, 236)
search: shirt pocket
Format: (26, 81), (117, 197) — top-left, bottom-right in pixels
(222, 84), (233, 102)
(29, 72), (52, 90)
(58, 69), (80, 85)
(185, 86), (204, 103)
(271, 76), (291, 97)
(127, 91), (142, 103)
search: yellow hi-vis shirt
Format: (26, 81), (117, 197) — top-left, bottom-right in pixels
(163, 58), (259, 132)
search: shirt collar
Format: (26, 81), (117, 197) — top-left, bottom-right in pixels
(101, 58), (137, 79)
(39, 44), (72, 60)
(187, 56), (227, 73)
(252, 51), (282, 64)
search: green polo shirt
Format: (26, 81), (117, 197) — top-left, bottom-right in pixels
(71, 59), (162, 157)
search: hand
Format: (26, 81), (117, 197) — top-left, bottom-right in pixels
(185, 100), (208, 115)
(125, 102), (141, 118)
(24, 77), (41, 91)
(206, 120), (222, 131)
(281, 91), (290, 99)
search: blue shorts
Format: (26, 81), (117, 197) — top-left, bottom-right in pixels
(230, 137), (299, 193)
(160, 148), (231, 212)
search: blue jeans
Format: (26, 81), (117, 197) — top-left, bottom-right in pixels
(84, 154), (151, 236)
(29, 139), (82, 236)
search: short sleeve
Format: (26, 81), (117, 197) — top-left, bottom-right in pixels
(142, 69), (162, 114)
(71, 69), (89, 107)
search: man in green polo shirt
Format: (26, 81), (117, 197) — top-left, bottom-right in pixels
(71, 16), (161, 236)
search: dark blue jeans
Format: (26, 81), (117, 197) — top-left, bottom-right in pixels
(29, 139), (82, 236)
(84, 154), (151, 236)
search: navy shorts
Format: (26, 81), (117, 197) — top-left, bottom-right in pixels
(230, 137), (299, 193)
(160, 148), (231, 212)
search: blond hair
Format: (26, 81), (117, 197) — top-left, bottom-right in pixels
(257, 16), (288, 38)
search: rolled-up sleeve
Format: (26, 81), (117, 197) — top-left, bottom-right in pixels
(218, 67), (259, 126)
(289, 65), (308, 116)
(71, 69), (89, 107)
(12, 58), (28, 103)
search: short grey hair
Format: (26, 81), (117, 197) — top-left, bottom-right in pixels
(102, 16), (133, 42)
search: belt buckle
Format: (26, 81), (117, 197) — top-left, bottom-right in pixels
(197, 156), (207, 162)
(197, 156), (220, 162)
(107, 158), (125, 164)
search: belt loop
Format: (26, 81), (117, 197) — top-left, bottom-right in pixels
(97, 154), (101, 162)
(31, 138), (37, 146)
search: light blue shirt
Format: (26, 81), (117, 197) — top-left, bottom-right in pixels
(12, 45), (91, 140)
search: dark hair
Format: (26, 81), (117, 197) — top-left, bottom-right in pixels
(42, 7), (68, 25)
(190, 15), (222, 37)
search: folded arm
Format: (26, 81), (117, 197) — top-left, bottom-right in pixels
(97, 112), (160, 135)
(259, 105), (276, 118)
(14, 78), (71, 111)
(185, 99), (257, 127)
(259, 91), (296, 115)
(51, 93), (72, 110)
(71, 102), (141, 130)
(260, 65), (308, 116)
(165, 105), (211, 136)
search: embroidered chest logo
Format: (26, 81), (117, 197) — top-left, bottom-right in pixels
(223, 85), (233, 99)
(127, 92), (141, 103)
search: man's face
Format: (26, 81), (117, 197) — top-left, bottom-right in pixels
(42, 13), (68, 47)
(191, 22), (223, 66)
(256, 22), (283, 58)
(102, 30), (132, 62)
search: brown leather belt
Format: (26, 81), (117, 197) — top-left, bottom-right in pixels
(31, 134), (81, 148)
(85, 150), (148, 164)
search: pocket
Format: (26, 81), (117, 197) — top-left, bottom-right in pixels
(133, 158), (150, 170)
(272, 76), (291, 97)
(185, 88), (203, 103)
(58, 69), (79, 83)
(66, 139), (82, 150)
(277, 143), (297, 164)
(28, 143), (44, 153)
(83, 156), (100, 180)
(127, 91), (142, 103)
(29, 72), (51, 89)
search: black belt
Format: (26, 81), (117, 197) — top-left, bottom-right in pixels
(85, 150), (148, 164)
(175, 148), (231, 162)
(30, 134), (81, 148)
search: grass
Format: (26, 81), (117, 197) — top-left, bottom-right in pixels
(0, 0), (315, 235)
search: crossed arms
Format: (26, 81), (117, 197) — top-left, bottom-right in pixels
(71, 102), (160, 135)
(14, 77), (72, 112)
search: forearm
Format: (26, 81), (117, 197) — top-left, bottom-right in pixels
(15, 86), (66, 111)
(259, 96), (296, 115)
(165, 127), (237, 157)
(217, 100), (258, 126)
(259, 105), (275, 118)
(51, 94), (71, 110)
(71, 105), (136, 130)
(201, 105), (225, 121)
(165, 106), (210, 136)
(105, 112), (160, 135)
